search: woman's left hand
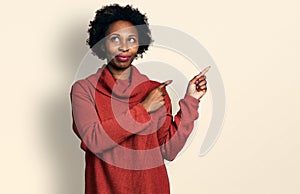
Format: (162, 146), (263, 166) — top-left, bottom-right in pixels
(186, 73), (208, 100)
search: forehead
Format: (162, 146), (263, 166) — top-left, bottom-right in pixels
(106, 20), (138, 35)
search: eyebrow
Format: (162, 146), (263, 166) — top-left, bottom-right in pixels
(109, 33), (137, 37)
(110, 33), (119, 36)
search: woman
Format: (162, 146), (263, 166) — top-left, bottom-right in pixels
(70, 4), (208, 194)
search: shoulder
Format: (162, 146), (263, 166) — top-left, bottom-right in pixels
(70, 68), (103, 94)
(70, 80), (94, 103)
(70, 79), (87, 93)
(70, 78), (96, 104)
(70, 80), (90, 102)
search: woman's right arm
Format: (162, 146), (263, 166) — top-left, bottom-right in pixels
(70, 80), (152, 154)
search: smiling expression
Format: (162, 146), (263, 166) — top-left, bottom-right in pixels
(103, 20), (139, 70)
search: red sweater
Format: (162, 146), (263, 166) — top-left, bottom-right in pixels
(70, 65), (200, 194)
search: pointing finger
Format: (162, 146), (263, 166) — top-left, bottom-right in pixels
(193, 66), (210, 84)
(199, 66), (211, 76)
(159, 80), (173, 89)
(163, 80), (173, 86)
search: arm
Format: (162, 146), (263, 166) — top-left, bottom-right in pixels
(152, 72), (207, 160)
(70, 80), (151, 154)
(157, 93), (200, 161)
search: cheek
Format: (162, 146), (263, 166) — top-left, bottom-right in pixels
(105, 43), (119, 55)
(131, 44), (139, 54)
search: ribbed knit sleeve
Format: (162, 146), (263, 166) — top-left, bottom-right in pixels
(157, 92), (200, 161)
(70, 80), (152, 154)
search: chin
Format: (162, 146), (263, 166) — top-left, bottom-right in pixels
(109, 59), (133, 70)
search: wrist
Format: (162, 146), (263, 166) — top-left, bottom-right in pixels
(184, 94), (200, 102)
(141, 102), (150, 113)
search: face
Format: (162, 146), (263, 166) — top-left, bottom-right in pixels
(103, 20), (139, 70)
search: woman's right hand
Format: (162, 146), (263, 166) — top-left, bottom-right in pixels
(141, 80), (172, 113)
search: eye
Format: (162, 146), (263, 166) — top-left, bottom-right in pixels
(128, 37), (136, 43)
(110, 36), (120, 42)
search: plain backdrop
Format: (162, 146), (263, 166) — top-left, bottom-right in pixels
(1, 0), (300, 193)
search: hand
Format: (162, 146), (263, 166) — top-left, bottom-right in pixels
(186, 67), (209, 100)
(141, 80), (172, 113)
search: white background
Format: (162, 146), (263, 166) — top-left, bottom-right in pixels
(1, 0), (300, 193)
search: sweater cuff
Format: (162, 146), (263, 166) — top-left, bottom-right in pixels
(184, 94), (201, 103)
(180, 94), (200, 121)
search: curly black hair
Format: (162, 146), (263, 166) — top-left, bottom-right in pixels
(86, 4), (152, 59)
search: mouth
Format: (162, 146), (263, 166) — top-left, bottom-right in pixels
(115, 55), (131, 62)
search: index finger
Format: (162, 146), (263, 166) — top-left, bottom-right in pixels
(158, 80), (173, 90)
(190, 66), (210, 84)
(162, 80), (173, 86)
(198, 66), (211, 76)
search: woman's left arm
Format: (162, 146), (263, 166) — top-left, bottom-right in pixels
(157, 73), (207, 161)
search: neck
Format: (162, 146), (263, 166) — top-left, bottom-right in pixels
(107, 64), (131, 80)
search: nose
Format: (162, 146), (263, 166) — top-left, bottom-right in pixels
(118, 40), (129, 52)
(118, 47), (129, 52)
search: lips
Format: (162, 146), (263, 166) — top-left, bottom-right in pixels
(116, 55), (131, 62)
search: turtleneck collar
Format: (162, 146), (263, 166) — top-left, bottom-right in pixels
(92, 64), (150, 103)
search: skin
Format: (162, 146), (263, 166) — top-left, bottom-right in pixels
(102, 20), (208, 113)
(103, 20), (139, 80)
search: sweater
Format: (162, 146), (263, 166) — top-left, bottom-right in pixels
(70, 64), (200, 194)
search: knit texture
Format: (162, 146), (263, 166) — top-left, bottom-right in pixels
(71, 65), (200, 194)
